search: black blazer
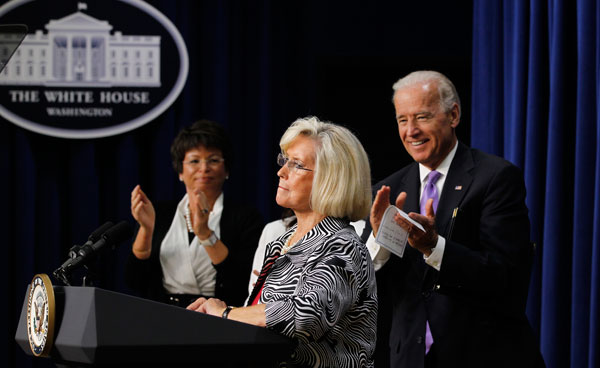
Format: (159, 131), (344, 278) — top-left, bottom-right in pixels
(125, 196), (264, 306)
(363, 143), (544, 368)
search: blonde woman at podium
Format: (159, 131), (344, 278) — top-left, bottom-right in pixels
(188, 117), (377, 367)
(126, 120), (264, 308)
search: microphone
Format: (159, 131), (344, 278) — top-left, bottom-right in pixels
(68, 221), (114, 259)
(53, 221), (133, 285)
(55, 221), (114, 281)
(76, 220), (132, 259)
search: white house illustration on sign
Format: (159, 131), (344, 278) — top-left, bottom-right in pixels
(0, 7), (161, 87)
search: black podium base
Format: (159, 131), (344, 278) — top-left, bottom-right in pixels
(16, 286), (293, 367)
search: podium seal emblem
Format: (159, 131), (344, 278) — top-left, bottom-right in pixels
(26, 273), (55, 357)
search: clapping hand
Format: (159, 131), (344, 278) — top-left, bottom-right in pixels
(370, 186), (406, 236)
(393, 197), (439, 256)
(131, 185), (155, 232)
(189, 189), (211, 238)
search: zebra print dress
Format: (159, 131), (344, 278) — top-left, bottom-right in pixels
(249, 216), (377, 367)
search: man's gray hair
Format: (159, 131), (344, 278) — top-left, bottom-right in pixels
(392, 70), (461, 118)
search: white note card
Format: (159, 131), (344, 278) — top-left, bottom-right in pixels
(375, 205), (425, 258)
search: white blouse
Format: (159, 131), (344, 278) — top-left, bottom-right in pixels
(159, 193), (223, 295)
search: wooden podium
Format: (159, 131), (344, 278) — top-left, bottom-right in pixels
(15, 285), (294, 367)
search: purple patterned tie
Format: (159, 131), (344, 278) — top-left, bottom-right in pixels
(420, 170), (441, 215)
(421, 170), (441, 355)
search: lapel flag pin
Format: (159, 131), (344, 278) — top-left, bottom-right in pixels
(455, 185), (462, 190)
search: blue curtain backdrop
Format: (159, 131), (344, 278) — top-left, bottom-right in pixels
(472, 0), (599, 367)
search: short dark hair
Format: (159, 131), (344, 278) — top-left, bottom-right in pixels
(170, 119), (232, 174)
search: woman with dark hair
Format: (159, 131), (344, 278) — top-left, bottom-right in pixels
(126, 120), (264, 307)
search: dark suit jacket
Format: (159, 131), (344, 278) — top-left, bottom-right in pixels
(363, 143), (544, 368)
(125, 196), (264, 306)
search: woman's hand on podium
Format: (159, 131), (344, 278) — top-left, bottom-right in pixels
(187, 297), (227, 317)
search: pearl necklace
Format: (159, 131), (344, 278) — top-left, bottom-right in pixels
(183, 205), (194, 233)
(281, 231), (297, 255)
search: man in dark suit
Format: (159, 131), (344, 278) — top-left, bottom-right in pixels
(362, 71), (544, 367)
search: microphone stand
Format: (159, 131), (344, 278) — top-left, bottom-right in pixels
(53, 246), (99, 287)
(52, 221), (131, 287)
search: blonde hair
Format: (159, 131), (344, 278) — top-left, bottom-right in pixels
(279, 117), (371, 221)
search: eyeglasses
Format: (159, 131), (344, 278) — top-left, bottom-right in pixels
(183, 157), (225, 169)
(277, 153), (313, 174)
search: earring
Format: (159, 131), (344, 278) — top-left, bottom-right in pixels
(226, 175), (229, 180)
(179, 177), (183, 182)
